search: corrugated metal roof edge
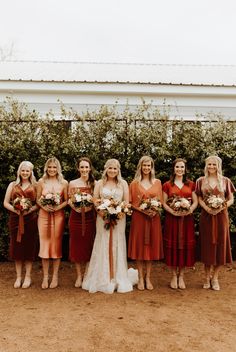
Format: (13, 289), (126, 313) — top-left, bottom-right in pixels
(2, 60), (236, 67)
(0, 78), (235, 88)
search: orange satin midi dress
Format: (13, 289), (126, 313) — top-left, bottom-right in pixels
(38, 183), (65, 259)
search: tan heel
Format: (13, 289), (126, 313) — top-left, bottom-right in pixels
(170, 275), (178, 289)
(41, 276), (49, 290)
(178, 276), (186, 290)
(50, 276), (58, 289)
(146, 277), (154, 290)
(137, 277), (145, 291)
(22, 276), (31, 289)
(14, 277), (22, 289)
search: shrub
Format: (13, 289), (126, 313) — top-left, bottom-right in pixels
(0, 98), (235, 260)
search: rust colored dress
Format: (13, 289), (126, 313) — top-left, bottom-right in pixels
(195, 176), (235, 266)
(163, 181), (196, 268)
(9, 184), (38, 261)
(38, 183), (65, 259)
(128, 179), (164, 260)
(69, 187), (96, 262)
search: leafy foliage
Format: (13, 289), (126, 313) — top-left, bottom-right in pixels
(0, 98), (235, 260)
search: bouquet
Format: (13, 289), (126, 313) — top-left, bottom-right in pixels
(96, 197), (132, 230)
(139, 197), (162, 214)
(12, 197), (32, 212)
(204, 193), (225, 209)
(70, 190), (93, 209)
(39, 192), (61, 207)
(167, 196), (191, 213)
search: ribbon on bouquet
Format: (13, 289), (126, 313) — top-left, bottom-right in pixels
(47, 212), (55, 240)
(81, 207), (86, 237)
(177, 216), (184, 249)
(211, 216), (218, 244)
(144, 219), (151, 245)
(17, 213), (24, 242)
(109, 225), (114, 280)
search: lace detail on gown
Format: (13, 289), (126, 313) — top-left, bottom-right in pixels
(82, 186), (138, 293)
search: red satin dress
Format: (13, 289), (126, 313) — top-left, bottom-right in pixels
(163, 181), (196, 268)
(195, 176), (235, 266)
(128, 180), (164, 260)
(38, 183), (65, 259)
(9, 184), (38, 261)
(69, 187), (96, 262)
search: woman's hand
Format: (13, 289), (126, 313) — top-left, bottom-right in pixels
(205, 206), (225, 216)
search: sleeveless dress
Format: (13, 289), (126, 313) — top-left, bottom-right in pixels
(82, 186), (138, 293)
(9, 184), (38, 261)
(38, 183), (65, 259)
(69, 186), (96, 262)
(195, 176), (235, 266)
(162, 181), (196, 268)
(128, 180), (164, 260)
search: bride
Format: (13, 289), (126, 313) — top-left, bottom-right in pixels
(82, 159), (138, 293)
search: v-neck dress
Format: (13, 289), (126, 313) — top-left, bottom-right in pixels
(9, 184), (38, 261)
(195, 176), (235, 265)
(128, 179), (164, 260)
(162, 181), (196, 268)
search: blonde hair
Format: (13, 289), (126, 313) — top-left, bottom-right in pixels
(15, 161), (36, 185)
(134, 156), (155, 183)
(42, 157), (64, 183)
(204, 155), (223, 191)
(101, 159), (122, 186)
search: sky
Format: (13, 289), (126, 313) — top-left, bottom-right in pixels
(1, 0), (236, 65)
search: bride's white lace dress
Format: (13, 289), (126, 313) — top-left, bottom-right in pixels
(82, 186), (138, 294)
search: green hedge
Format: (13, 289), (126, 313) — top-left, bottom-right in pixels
(0, 98), (235, 260)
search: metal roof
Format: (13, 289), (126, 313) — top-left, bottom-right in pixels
(0, 60), (236, 87)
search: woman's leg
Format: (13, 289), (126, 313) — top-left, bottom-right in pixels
(211, 265), (221, 291)
(178, 267), (186, 289)
(145, 261), (154, 290)
(50, 258), (60, 289)
(14, 260), (23, 288)
(22, 261), (33, 288)
(137, 260), (144, 290)
(170, 267), (178, 289)
(74, 262), (82, 288)
(203, 264), (211, 289)
(41, 258), (50, 289)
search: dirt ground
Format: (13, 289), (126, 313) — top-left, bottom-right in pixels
(0, 261), (235, 352)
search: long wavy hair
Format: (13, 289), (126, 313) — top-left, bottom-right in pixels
(42, 157), (64, 183)
(134, 156), (155, 183)
(15, 161), (36, 185)
(204, 155), (223, 191)
(101, 159), (123, 186)
(77, 157), (95, 191)
(170, 158), (189, 185)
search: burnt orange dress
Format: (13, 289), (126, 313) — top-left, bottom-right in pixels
(128, 179), (164, 260)
(9, 184), (38, 261)
(38, 183), (65, 259)
(195, 176), (235, 266)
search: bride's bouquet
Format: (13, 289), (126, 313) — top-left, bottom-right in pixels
(167, 196), (191, 213)
(139, 197), (162, 214)
(70, 190), (93, 209)
(13, 196), (32, 212)
(204, 193), (225, 209)
(96, 197), (132, 230)
(39, 192), (61, 207)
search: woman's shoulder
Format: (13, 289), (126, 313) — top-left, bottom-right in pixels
(154, 178), (161, 185)
(196, 176), (204, 183)
(121, 179), (128, 187)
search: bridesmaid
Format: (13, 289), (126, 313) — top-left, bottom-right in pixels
(163, 158), (198, 289)
(195, 155), (235, 290)
(37, 157), (68, 289)
(128, 156), (164, 290)
(4, 161), (38, 288)
(68, 157), (96, 288)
